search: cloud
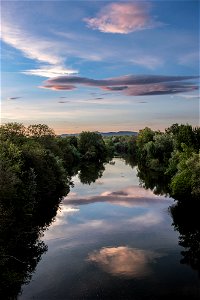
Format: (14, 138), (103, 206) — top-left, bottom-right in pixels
(87, 246), (162, 277)
(128, 211), (163, 226)
(63, 186), (172, 208)
(58, 101), (70, 104)
(102, 86), (128, 91)
(124, 83), (198, 96)
(178, 52), (199, 66)
(130, 56), (164, 70)
(84, 3), (162, 34)
(1, 21), (61, 65)
(53, 205), (79, 226)
(42, 74), (198, 96)
(7, 97), (21, 100)
(179, 94), (200, 99)
(41, 84), (76, 91)
(1, 20), (78, 77)
(23, 66), (78, 78)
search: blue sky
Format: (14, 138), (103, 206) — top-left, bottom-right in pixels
(1, 0), (199, 133)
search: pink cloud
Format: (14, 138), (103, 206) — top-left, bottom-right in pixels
(124, 83), (198, 96)
(84, 3), (161, 34)
(87, 246), (162, 277)
(41, 84), (76, 91)
(63, 185), (172, 207)
(41, 74), (198, 96)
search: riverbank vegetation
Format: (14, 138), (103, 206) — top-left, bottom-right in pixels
(0, 122), (199, 203)
(136, 124), (200, 200)
(0, 122), (199, 298)
(0, 123), (109, 298)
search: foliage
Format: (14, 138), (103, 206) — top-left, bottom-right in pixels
(136, 123), (200, 200)
(166, 123), (198, 151)
(170, 151), (200, 199)
(104, 135), (137, 158)
(0, 122), (27, 144)
(27, 124), (55, 137)
(0, 140), (22, 201)
(136, 127), (155, 167)
(0, 123), (71, 299)
(78, 131), (107, 161)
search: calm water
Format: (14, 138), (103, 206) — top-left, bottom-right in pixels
(19, 158), (200, 299)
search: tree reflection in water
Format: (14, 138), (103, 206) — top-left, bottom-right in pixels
(78, 161), (105, 185)
(169, 199), (200, 276)
(137, 164), (200, 277)
(0, 161), (105, 299)
(123, 155), (137, 169)
(1, 158), (199, 299)
(0, 190), (68, 300)
(137, 166), (171, 196)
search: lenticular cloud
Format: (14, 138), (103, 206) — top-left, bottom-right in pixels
(41, 74), (198, 96)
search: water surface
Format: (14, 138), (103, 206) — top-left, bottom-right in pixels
(19, 158), (200, 299)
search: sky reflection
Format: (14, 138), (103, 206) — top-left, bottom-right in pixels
(87, 246), (163, 278)
(44, 159), (173, 245)
(63, 185), (172, 208)
(19, 158), (199, 300)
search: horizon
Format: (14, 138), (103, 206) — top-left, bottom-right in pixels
(1, 1), (199, 134)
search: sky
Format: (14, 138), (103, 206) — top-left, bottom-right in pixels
(1, 0), (199, 134)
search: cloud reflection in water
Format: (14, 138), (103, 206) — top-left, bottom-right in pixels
(64, 186), (172, 208)
(87, 246), (162, 278)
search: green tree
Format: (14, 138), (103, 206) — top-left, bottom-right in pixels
(78, 131), (107, 161)
(27, 124), (55, 138)
(0, 140), (22, 201)
(143, 133), (174, 172)
(166, 123), (195, 150)
(170, 150), (200, 199)
(136, 127), (155, 166)
(57, 137), (80, 173)
(0, 122), (27, 144)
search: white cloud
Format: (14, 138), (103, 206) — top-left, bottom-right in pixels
(179, 94), (200, 99)
(178, 52), (199, 66)
(1, 22), (61, 65)
(130, 56), (164, 70)
(1, 20), (78, 77)
(128, 211), (163, 226)
(53, 205), (80, 226)
(23, 66), (78, 78)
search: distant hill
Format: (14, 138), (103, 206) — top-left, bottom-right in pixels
(60, 131), (138, 137)
(101, 131), (138, 137)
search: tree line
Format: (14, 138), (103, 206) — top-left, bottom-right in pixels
(1, 122), (199, 203)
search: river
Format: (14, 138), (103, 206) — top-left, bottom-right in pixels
(19, 158), (200, 299)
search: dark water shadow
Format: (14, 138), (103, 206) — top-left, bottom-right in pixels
(169, 199), (200, 277)
(0, 189), (68, 300)
(77, 161), (105, 185)
(0, 161), (106, 299)
(137, 165), (200, 277)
